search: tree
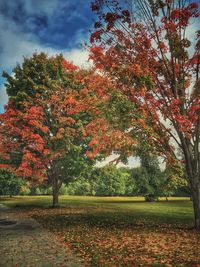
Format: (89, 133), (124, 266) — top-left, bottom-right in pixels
(127, 151), (164, 201)
(161, 165), (187, 200)
(138, 153), (163, 201)
(0, 53), (114, 206)
(66, 177), (92, 196)
(90, 165), (127, 196)
(90, 0), (200, 229)
(0, 169), (24, 197)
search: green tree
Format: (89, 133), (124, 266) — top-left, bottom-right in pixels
(91, 165), (127, 196)
(161, 165), (187, 200)
(0, 169), (24, 197)
(132, 152), (163, 201)
(118, 167), (135, 196)
(67, 177), (92, 196)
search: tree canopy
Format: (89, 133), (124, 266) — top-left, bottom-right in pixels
(0, 53), (133, 206)
(89, 0), (200, 229)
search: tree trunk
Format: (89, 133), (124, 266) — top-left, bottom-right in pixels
(186, 165), (200, 230)
(52, 184), (59, 207)
(191, 186), (200, 230)
(52, 175), (59, 208)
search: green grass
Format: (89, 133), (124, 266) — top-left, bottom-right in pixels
(1, 196), (198, 267)
(0, 196), (194, 229)
(0, 195), (194, 226)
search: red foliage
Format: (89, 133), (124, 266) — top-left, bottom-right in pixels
(0, 60), (125, 182)
(62, 60), (78, 71)
(89, 0), (200, 166)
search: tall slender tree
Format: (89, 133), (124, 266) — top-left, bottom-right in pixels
(90, 0), (200, 228)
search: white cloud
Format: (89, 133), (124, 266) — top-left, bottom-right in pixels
(64, 49), (91, 68)
(0, 86), (8, 111)
(0, 26), (90, 69)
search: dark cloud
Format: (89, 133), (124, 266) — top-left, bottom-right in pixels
(30, 0), (94, 49)
(0, 0), (50, 41)
(0, 1), (26, 24)
(26, 15), (48, 32)
(0, 0), (94, 50)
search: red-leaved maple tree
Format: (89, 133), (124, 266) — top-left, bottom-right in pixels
(90, 0), (200, 229)
(0, 53), (134, 206)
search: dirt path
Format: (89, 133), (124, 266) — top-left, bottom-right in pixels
(0, 204), (83, 267)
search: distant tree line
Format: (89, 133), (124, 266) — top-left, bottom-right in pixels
(0, 161), (189, 200)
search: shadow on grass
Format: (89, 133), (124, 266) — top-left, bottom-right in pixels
(33, 208), (194, 232)
(1, 196), (194, 230)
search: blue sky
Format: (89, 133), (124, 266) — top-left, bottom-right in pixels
(0, 0), (96, 113)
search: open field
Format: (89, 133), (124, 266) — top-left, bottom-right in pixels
(0, 196), (199, 267)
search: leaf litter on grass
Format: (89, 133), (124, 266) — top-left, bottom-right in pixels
(11, 204), (200, 267)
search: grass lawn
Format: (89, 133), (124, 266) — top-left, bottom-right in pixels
(1, 196), (199, 267)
